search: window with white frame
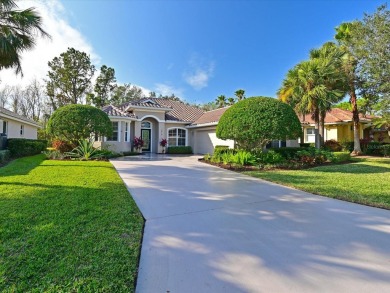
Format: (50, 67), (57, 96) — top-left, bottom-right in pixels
(20, 125), (24, 136)
(2, 121), (7, 135)
(125, 122), (130, 142)
(306, 128), (315, 143)
(107, 122), (119, 141)
(168, 128), (186, 146)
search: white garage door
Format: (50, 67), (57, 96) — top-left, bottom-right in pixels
(195, 130), (234, 154)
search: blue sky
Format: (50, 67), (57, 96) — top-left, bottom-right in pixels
(1, 0), (386, 105)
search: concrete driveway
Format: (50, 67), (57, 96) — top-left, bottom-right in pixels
(111, 154), (390, 293)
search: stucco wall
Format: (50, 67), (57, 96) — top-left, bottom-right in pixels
(135, 110), (165, 121)
(2, 118), (38, 139)
(191, 126), (234, 154)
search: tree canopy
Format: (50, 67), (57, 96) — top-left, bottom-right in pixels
(216, 97), (302, 150)
(46, 104), (112, 144)
(0, 0), (50, 75)
(46, 48), (96, 107)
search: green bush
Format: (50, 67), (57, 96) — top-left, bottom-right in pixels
(256, 150), (285, 165)
(7, 139), (47, 158)
(299, 143), (311, 147)
(233, 150), (257, 166)
(0, 150), (11, 164)
(365, 141), (382, 155)
(330, 152), (351, 163)
(167, 146), (193, 154)
(323, 140), (342, 151)
(216, 97), (302, 150)
(214, 145), (229, 152)
(296, 148), (333, 165)
(273, 147), (309, 160)
(46, 104), (112, 145)
(381, 144), (390, 157)
(340, 141), (354, 152)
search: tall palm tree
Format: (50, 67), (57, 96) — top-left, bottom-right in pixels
(215, 95), (227, 108)
(335, 22), (362, 154)
(0, 0), (50, 75)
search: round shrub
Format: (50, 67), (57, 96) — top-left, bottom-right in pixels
(216, 97), (302, 150)
(47, 104), (112, 145)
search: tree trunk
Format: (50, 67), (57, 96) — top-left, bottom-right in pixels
(314, 109), (320, 149)
(319, 112), (325, 147)
(350, 89), (362, 155)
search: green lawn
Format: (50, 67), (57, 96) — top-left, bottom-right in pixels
(245, 158), (390, 209)
(0, 155), (144, 292)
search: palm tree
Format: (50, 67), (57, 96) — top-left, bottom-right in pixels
(278, 51), (345, 148)
(227, 97), (235, 105)
(335, 22), (362, 154)
(0, 0), (50, 75)
(215, 95), (227, 108)
(234, 89), (245, 101)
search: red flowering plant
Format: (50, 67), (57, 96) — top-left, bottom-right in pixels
(160, 138), (168, 147)
(133, 136), (144, 149)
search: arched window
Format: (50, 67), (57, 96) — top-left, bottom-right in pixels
(141, 121), (151, 129)
(168, 128), (187, 146)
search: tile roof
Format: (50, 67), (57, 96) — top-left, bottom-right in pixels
(0, 107), (40, 127)
(102, 105), (136, 118)
(105, 98), (204, 122)
(299, 108), (373, 124)
(149, 98), (204, 122)
(191, 106), (230, 125)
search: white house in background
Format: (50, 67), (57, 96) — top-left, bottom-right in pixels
(0, 107), (40, 139)
(98, 98), (298, 154)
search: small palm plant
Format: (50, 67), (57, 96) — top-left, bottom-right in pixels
(66, 139), (103, 161)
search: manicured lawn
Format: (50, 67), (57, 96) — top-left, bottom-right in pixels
(0, 155), (144, 292)
(245, 158), (390, 209)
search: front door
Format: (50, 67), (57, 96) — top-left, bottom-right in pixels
(141, 129), (151, 152)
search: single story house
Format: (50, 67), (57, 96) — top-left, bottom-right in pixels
(299, 108), (390, 144)
(0, 107), (40, 140)
(97, 98), (298, 154)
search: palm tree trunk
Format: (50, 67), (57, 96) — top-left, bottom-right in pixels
(319, 112), (325, 147)
(314, 109), (320, 149)
(350, 89), (362, 154)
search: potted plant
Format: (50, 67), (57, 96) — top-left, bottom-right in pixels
(160, 138), (167, 153)
(133, 136), (144, 153)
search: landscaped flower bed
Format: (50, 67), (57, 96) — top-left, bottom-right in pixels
(201, 147), (352, 171)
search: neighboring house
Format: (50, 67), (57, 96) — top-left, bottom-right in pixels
(0, 107), (40, 140)
(98, 98), (298, 154)
(299, 108), (390, 143)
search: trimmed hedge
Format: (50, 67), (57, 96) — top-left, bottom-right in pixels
(167, 146), (193, 154)
(7, 139), (47, 158)
(382, 145), (390, 157)
(0, 150), (11, 164)
(330, 152), (351, 163)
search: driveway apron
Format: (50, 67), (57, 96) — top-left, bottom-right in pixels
(111, 154), (390, 293)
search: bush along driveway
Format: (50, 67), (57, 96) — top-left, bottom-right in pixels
(0, 155), (144, 292)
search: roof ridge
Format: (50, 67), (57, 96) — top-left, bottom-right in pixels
(204, 106), (230, 113)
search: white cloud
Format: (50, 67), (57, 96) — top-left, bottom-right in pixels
(184, 54), (215, 90)
(0, 0), (100, 87)
(155, 83), (183, 97)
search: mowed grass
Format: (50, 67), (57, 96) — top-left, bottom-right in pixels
(245, 158), (390, 209)
(0, 155), (144, 292)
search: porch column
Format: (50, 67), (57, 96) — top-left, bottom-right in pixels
(158, 122), (165, 153)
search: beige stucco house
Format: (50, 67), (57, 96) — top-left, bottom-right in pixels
(97, 98), (299, 154)
(299, 108), (390, 144)
(0, 107), (40, 140)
